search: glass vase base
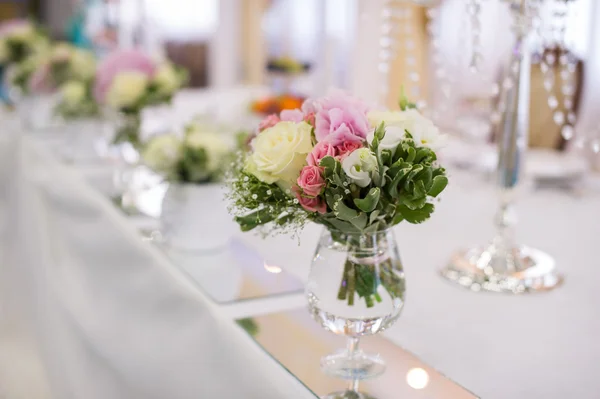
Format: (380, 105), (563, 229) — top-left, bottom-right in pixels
(441, 245), (563, 294)
(321, 350), (385, 380)
(322, 391), (377, 399)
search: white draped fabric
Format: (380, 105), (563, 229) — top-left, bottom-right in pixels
(0, 132), (316, 399)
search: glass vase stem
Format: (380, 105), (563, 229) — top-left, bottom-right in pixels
(347, 337), (359, 355)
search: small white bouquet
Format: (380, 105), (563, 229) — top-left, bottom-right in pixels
(143, 122), (236, 252)
(142, 122), (231, 184)
(94, 49), (187, 147)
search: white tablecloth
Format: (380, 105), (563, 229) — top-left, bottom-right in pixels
(0, 131), (317, 399)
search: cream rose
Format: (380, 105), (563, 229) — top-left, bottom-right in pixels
(60, 80), (86, 106)
(342, 148), (377, 188)
(245, 121), (313, 187)
(142, 134), (182, 174)
(106, 71), (149, 109)
(153, 63), (180, 95)
(70, 50), (96, 80)
(367, 109), (446, 150)
(185, 131), (230, 173)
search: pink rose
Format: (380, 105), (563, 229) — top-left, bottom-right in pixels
(280, 109), (304, 123)
(297, 165), (326, 197)
(294, 187), (327, 214)
(0, 19), (30, 37)
(301, 98), (320, 115)
(319, 122), (365, 147)
(258, 114), (280, 132)
(94, 50), (156, 104)
(304, 112), (316, 126)
(335, 141), (363, 161)
(307, 141), (337, 167)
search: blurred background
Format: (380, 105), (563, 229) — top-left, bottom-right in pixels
(1, 0), (599, 166)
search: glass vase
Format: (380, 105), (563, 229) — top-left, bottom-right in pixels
(61, 117), (107, 164)
(306, 228), (405, 398)
(112, 111), (142, 149)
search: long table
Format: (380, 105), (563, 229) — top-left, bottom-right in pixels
(2, 88), (599, 398)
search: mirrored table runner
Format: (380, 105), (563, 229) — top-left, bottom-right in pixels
(160, 239), (304, 303)
(238, 309), (478, 399)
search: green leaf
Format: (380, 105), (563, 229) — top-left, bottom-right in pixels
(428, 175), (448, 197)
(349, 212), (368, 230)
(405, 146), (416, 163)
(413, 180), (427, 199)
(320, 156), (337, 177)
(414, 147), (434, 164)
(235, 208), (276, 231)
(405, 164), (424, 183)
(353, 188), (380, 213)
(396, 203), (434, 224)
(334, 200), (359, 222)
(392, 212), (404, 225)
(401, 195), (427, 211)
(416, 167), (433, 191)
(387, 167), (411, 198)
(326, 217), (361, 234)
(381, 149), (392, 166)
(364, 221), (381, 233)
(369, 209), (381, 225)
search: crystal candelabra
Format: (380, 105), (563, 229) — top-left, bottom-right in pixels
(441, 0), (563, 293)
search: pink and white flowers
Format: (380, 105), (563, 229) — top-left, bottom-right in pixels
(0, 19), (44, 66)
(230, 91), (448, 233)
(94, 49), (185, 112)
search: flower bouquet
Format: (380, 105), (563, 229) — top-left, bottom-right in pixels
(94, 49), (187, 148)
(229, 91), (448, 307)
(0, 19), (48, 103)
(229, 90), (448, 383)
(13, 43), (98, 129)
(0, 19), (47, 67)
(143, 122), (235, 251)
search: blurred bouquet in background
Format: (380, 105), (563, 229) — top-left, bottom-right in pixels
(143, 122), (232, 184)
(94, 49), (187, 147)
(266, 56), (309, 75)
(0, 19), (48, 67)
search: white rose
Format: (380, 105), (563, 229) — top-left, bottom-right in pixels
(342, 148), (377, 188)
(60, 80), (86, 106)
(245, 121), (313, 187)
(142, 134), (182, 174)
(367, 125), (406, 151)
(153, 63), (180, 95)
(106, 71), (149, 109)
(185, 131), (229, 172)
(367, 109), (446, 150)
